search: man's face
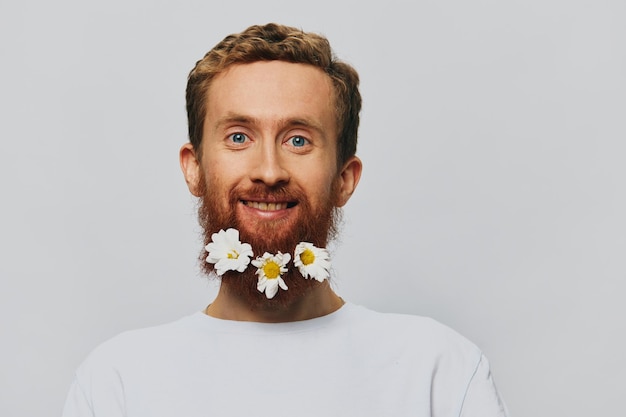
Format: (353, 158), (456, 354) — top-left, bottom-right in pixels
(181, 61), (361, 306)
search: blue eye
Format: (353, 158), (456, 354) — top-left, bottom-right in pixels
(230, 133), (247, 144)
(289, 136), (308, 147)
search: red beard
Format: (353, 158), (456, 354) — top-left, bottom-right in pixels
(197, 177), (341, 310)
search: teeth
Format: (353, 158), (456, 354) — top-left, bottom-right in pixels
(245, 201), (287, 211)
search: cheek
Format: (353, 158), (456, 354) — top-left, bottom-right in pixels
(203, 156), (236, 185)
(301, 168), (339, 204)
(199, 164), (232, 201)
(205, 171), (234, 196)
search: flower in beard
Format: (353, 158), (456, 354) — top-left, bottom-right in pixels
(205, 228), (253, 276)
(294, 242), (331, 282)
(252, 252), (291, 299)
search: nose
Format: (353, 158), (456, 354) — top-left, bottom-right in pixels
(249, 141), (290, 187)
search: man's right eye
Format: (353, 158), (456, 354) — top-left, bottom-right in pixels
(229, 133), (247, 144)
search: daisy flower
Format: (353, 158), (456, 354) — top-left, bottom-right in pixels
(205, 228), (253, 276)
(252, 252), (291, 299)
(293, 242), (331, 282)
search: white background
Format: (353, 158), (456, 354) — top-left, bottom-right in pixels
(1, 1), (625, 416)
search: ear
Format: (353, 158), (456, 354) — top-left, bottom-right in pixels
(335, 156), (362, 207)
(179, 143), (203, 197)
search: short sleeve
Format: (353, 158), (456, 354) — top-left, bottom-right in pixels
(62, 375), (95, 417)
(459, 354), (509, 417)
(61, 365), (126, 417)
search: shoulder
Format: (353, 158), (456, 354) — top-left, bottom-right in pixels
(343, 304), (507, 414)
(74, 312), (203, 377)
(343, 303), (483, 372)
(346, 303), (481, 352)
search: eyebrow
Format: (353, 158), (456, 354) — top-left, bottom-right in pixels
(213, 112), (326, 136)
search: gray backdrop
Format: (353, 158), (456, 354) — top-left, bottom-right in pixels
(1, 1), (624, 416)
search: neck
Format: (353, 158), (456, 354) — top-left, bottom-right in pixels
(205, 280), (344, 323)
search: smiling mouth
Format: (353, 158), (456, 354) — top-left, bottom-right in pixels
(242, 201), (297, 211)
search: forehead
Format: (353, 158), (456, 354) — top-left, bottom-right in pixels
(204, 61), (337, 133)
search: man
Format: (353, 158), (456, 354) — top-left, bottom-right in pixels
(63, 23), (508, 416)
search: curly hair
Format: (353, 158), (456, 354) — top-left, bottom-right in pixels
(186, 23), (361, 166)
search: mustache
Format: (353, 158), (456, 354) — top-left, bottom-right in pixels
(228, 183), (306, 204)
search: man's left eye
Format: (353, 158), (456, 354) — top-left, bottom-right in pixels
(288, 136), (308, 147)
(229, 133), (248, 144)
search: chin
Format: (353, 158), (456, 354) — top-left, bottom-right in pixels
(220, 267), (322, 310)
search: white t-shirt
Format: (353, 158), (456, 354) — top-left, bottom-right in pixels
(62, 303), (508, 416)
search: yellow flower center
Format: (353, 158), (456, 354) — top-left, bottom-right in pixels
(262, 261), (281, 279)
(227, 250), (239, 259)
(300, 249), (316, 265)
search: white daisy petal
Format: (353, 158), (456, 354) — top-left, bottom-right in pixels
(224, 228), (238, 242)
(257, 277), (267, 292)
(253, 252), (290, 298)
(265, 282), (279, 299)
(294, 242), (331, 282)
(204, 228), (253, 276)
